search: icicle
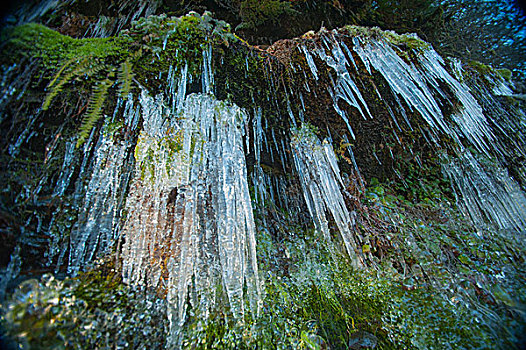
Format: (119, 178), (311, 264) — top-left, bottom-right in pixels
(68, 130), (129, 275)
(176, 63), (188, 112)
(121, 89), (261, 347)
(299, 92), (306, 114)
(443, 150), (526, 234)
(53, 140), (76, 197)
(291, 125), (363, 268)
(342, 134), (364, 190)
(202, 45), (214, 94)
(253, 107), (264, 167)
(0, 62), (37, 124)
(353, 37), (449, 142)
(340, 41), (358, 71)
(301, 45), (318, 80)
(315, 35), (372, 124)
(492, 79), (514, 96)
(417, 49), (495, 156)
(280, 137), (289, 166)
(271, 128), (286, 170)
(286, 98), (297, 128)
(8, 112), (39, 157)
(123, 93), (140, 130)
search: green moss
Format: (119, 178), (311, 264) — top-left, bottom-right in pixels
(1, 12), (242, 147)
(1, 263), (167, 349)
(497, 68), (512, 81)
(128, 14), (206, 80)
(359, 175), (526, 348)
(469, 60), (495, 75)
(384, 31), (431, 52)
(343, 25), (430, 52)
(1, 23), (130, 73)
(73, 269), (126, 311)
(248, 214), (515, 350)
(344, 25), (384, 39)
(1, 12), (238, 94)
(122, 12), (238, 90)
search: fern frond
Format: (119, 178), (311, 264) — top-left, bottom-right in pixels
(82, 60), (107, 79)
(76, 78), (113, 147)
(43, 57), (108, 111)
(44, 57), (90, 110)
(117, 59), (134, 98)
(47, 56), (77, 88)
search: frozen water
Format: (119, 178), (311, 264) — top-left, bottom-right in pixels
(291, 125), (363, 268)
(443, 150), (526, 234)
(120, 88), (260, 345)
(68, 131), (130, 275)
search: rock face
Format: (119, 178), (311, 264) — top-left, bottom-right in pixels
(0, 2), (525, 349)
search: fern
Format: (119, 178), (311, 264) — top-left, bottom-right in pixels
(43, 57), (107, 111)
(76, 78), (113, 147)
(47, 56), (77, 89)
(117, 59), (134, 98)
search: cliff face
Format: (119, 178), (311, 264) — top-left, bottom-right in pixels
(0, 2), (525, 349)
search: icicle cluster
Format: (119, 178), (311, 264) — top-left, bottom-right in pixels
(67, 135), (128, 274)
(250, 107), (298, 213)
(300, 29), (526, 234)
(291, 125), (362, 268)
(120, 71), (260, 345)
(305, 35), (372, 139)
(443, 150), (526, 235)
(61, 97), (137, 274)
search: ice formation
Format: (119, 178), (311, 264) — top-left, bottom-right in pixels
(67, 133), (129, 274)
(300, 29), (526, 234)
(291, 125), (363, 269)
(120, 85), (260, 344)
(443, 150), (526, 235)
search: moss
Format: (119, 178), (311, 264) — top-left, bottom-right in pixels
(342, 25), (430, 52)
(468, 60), (496, 76)
(126, 14), (206, 83)
(1, 23), (131, 74)
(384, 31), (431, 52)
(1, 262), (167, 349)
(0, 12), (242, 147)
(121, 12), (238, 92)
(359, 176), (526, 348)
(344, 25), (384, 39)
(72, 264), (127, 312)
(1, 12), (240, 100)
(497, 68), (512, 81)
(247, 210), (520, 350)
